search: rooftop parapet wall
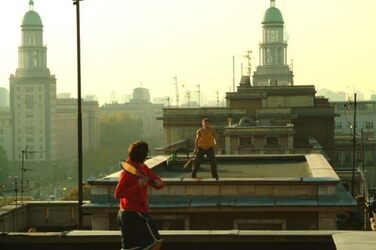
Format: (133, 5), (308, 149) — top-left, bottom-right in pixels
(87, 154), (354, 211)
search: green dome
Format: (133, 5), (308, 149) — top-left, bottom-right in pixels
(22, 10), (42, 26)
(262, 7), (284, 24)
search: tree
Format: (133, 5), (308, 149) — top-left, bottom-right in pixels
(83, 112), (143, 177)
(0, 146), (9, 183)
(63, 184), (91, 200)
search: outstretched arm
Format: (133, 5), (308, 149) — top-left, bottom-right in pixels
(194, 130), (200, 154)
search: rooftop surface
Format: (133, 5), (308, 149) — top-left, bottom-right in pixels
(103, 154), (338, 181)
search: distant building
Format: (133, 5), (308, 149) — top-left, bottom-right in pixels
(153, 96), (170, 106)
(0, 87), (10, 107)
(7, 2), (99, 164)
(332, 100), (376, 139)
(101, 87), (163, 138)
(316, 89), (346, 102)
(9, 1), (57, 162)
(57, 93), (71, 99)
(56, 98), (100, 161)
(84, 95), (98, 102)
(252, 0), (294, 86)
(331, 100), (376, 188)
(0, 108), (13, 160)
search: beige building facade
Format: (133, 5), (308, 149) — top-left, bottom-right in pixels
(55, 98), (100, 161)
(9, 3), (57, 162)
(7, 2), (100, 164)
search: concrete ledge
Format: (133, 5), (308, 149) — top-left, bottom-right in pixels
(0, 230), (374, 250)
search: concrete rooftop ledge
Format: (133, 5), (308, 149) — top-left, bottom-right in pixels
(0, 230), (375, 250)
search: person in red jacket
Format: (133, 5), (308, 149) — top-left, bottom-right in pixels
(114, 141), (164, 250)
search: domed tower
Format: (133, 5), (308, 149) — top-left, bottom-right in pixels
(9, 0), (57, 162)
(17, 0), (49, 73)
(253, 0), (294, 86)
(131, 87), (151, 104)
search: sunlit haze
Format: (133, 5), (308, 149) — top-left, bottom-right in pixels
(1, 0), (376, 104)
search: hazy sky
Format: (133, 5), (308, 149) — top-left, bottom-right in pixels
(0, 0), (375, 104)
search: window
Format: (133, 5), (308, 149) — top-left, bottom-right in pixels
(234, 219), (286, 230)
(345, 152), (351, 163)
(239, 136), (252, 148)
(335, 122), (342, 130)
(153, 215), (189, 230)
(26, 137), (34, 143)
(364, 122), (373, 129)
(265, 136), (279, 147)
(26, 127), (33, 134)
(25, 95), (34, 109)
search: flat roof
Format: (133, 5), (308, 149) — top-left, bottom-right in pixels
(102, 154), (339, 181)
(161, 160), (311, 178)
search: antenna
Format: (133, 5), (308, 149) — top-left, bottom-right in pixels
(20, 145), (46, 204)
(173, 76), (179, 107)
(290, 59), (294, 71)
(186, 90), (191, 107)
(164, 97), (170, 107)
(246, 50), (252, 79)
(196, 84), (201, 107)
(216, 91), (219, 107)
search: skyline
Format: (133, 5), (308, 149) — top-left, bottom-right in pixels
(0, 0), (376, 105)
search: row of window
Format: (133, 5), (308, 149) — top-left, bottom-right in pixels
(238, 136), (279, 147)
(336, 121), (374, 130)
(264, 29), (283, 43)
(334, 151), (375, 165)
(16, 86), (43, 92)
(152, 216), (286, 230)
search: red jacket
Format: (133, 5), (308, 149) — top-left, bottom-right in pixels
(114, 160), (164, 213)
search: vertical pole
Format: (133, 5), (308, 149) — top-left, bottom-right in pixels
(14, 177), (18, 207)
(21, 150), (24, 204)
(361, 128), (365, 173)
(73, 0), (83, 229)
(351, 93), (357, 197)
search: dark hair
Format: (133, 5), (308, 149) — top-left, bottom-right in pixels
(128, 141), (149, 163)
(202, 118), (209, 123)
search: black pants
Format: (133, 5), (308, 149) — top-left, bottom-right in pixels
(117, 210), (162, 250)
(191, 147), (218, 179)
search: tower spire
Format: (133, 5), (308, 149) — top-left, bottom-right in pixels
(271, 0), (275, 7)
(29, 0), (35, 10)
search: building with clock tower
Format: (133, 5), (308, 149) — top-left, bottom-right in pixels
(9, 0), (57, 162)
